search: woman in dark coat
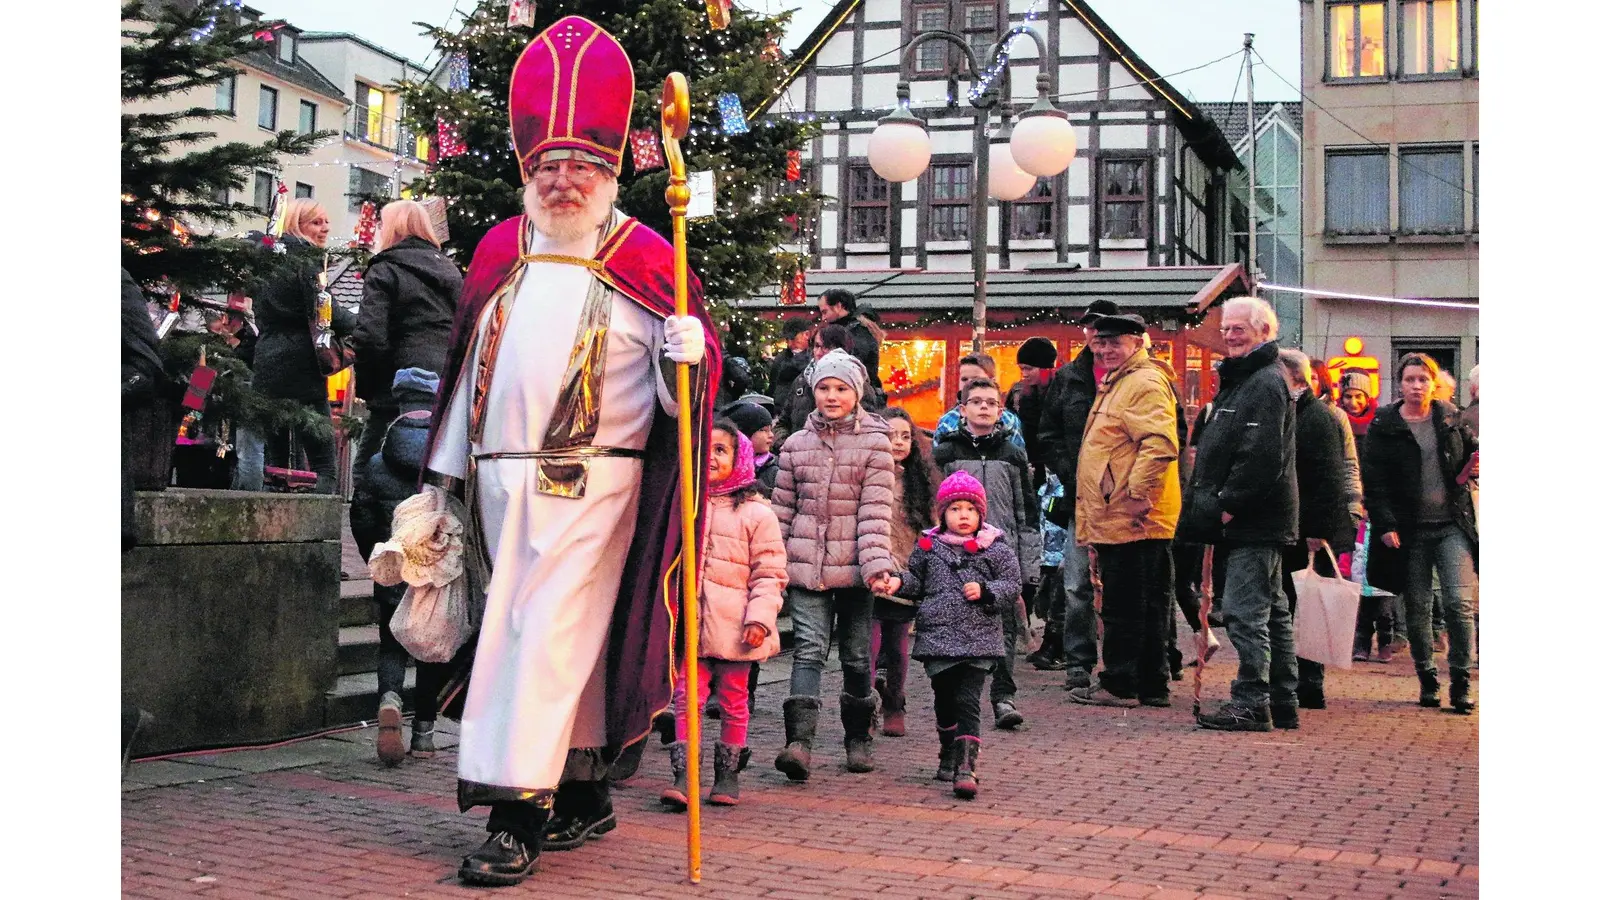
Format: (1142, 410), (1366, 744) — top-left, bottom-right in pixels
(351, 200), (462, 479)
(1361, 353), (1479, 714)
(250, 199), (354, 493)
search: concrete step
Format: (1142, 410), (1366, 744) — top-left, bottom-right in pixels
(337, 625), (379, 676)
(340, 579), (375, 627)
(325, 669), (415, 728)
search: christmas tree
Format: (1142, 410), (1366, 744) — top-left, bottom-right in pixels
(397, 0), (821, 362)
(122, 0), (338, 437)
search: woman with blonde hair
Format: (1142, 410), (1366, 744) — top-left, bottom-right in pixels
(348, 198), (464, 764)
(250, 198), (350, 492)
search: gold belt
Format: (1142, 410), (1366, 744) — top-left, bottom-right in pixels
(474, 446), (646, 461)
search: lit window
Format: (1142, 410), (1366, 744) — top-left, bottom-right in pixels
(1402, 0), (1460, 75)
(1328, 2), (1388, 80)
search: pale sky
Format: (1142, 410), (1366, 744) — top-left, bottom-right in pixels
(251, 1), (1299, 102)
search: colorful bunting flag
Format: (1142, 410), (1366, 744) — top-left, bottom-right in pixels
(508, 0), (536, 28)
(718, 93), (749, 135)
(629, 127), (665, 172)
(786, 149), (802, 181)
(705, 0), (732, 30)
(437, 117), (466, 158)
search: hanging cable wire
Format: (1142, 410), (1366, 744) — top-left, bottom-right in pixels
(1218, 51), (1248, 141)
(1251, 49), (1474, 198)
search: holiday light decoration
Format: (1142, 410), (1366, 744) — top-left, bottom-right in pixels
(507, 0), (535, 28)
(446, 53), (470, 91)
(630, 127), (665, 172)
(717, 93), (749, 135)
(355, 201), (377, 248)
(786, 149), (802, 181)
(705, 0), (732, 30)
(436, 117), (466, 158)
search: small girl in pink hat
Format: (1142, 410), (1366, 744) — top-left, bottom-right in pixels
(881, 470), (1021, 800)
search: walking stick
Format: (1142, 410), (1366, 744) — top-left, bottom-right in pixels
(1194, 545), (1215, 721)
(660, 71), (703, 885)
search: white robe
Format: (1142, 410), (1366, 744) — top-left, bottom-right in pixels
(429, 218), (677, 793)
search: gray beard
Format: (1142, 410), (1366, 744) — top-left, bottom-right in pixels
(530, 200), (611, 244)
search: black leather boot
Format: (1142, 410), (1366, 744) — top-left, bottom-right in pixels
(542, 781), (617, 851)
(461, 799), (552, 886)
(840, 692), (877, 773)
(709, 741), (741, 806)
(774, 696), (820, 782)
(934, 727), (956, 781)
(1417, 668), (1442, 708)
(1449, 672), (1474, 715)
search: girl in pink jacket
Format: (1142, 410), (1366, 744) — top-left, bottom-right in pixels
(661, 422), (788, 809)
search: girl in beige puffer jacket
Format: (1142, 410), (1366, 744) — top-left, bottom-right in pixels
(770, 350), (896, 781)
(662, 423), (787, 811)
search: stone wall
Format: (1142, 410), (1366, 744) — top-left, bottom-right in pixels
(122, 489), (342, 755)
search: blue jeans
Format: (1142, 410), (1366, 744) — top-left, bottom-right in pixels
(787, 586), (874, 698)
(1060, 521), (1097, 673)
(1405, 524), (1477, 679)
(230, 425), (265, 491)
(1221, 545), (1297, 709)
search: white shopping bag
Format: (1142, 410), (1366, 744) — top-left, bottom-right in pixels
(1292, 546), (1362, 669)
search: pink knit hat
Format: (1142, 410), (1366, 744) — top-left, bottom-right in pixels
(935, 470), (987, 524)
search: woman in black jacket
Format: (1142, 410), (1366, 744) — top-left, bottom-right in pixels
(351, 200), (462, 482)
(250, 199), (353, 493)
(1361, 353), (1479, 714)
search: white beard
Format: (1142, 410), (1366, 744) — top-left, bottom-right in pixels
(526, 181), (617, 244)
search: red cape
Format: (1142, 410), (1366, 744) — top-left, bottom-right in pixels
(424, 214), (723, 775)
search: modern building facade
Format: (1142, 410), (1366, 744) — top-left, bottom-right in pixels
(1299, 0), (1479, 395)
(1196, 101), (1305, 345)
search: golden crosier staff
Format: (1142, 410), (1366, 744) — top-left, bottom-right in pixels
(660, 71), (704, 885)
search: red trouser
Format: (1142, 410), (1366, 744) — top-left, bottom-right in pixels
(672, 658), (753, 747)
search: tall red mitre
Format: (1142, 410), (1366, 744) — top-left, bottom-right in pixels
(509, 16), (635, 181)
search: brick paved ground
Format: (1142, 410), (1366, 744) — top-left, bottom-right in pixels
(123, 648), (1477, 899)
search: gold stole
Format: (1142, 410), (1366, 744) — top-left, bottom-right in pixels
(466, 215), (619, 500)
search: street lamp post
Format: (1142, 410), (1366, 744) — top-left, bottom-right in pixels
(868, 27), (1077, 351)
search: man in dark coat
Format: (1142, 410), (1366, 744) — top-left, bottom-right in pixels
(1278, 349), (1360, 714)
(766, 318), (813, 404)
(1005, 336), (1059, 489)
(1181, 297), (1298, 733)
(818, 288), (883, 399)
(1033, 299), (1119, 688)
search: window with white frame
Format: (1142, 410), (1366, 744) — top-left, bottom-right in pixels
(1327, 2), (1388, 80)
(1325, 149), (1389, 234)
(911, 2), (999, 76)
(1010, 178), (1053, 240)
(927, 163), (970, 241)
(1099, 158), (1148, 241)
(962, 2), (998, 71)
(258, 85), (278, 130)
(1398, 146), (1464, 233)
(846, 165), (889, 242)
(912, 4), (948, 75)
(215, 75), (236, 114)
(1401, 0), (1460, 75)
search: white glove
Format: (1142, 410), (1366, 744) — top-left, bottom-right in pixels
(663, 314), (706, 366)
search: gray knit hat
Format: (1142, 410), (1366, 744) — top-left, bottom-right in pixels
(807, 348), (867, 397)
(1340, 370), (1374, 395)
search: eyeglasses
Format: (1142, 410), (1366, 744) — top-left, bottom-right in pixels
(964, 397), (1001, 409)
(533, 161), (606, 185)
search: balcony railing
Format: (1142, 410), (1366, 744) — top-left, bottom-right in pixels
(343, 107), (426, 162)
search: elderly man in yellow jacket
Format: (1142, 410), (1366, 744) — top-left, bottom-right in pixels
(1066, 314), (1183, 709)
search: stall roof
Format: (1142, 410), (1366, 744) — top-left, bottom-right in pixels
(736, 263), (1251, 317)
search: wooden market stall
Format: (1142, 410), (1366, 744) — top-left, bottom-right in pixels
(737, 263), (1252, 430)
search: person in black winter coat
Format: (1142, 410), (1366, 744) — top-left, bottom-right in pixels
(1360, 352), (1478, 714)
(1184, 298), (1299, 732)
(122, 269), (167, 550)
(1032, 303), (1116, 689)
(351, 202), (462, 502)
(818, 288), (883, 400)
(1278, 350), (1361, 712)
(249, 200), (353, 493)
(766, 318), (813, 403)
(1005, 336), (1059, 489)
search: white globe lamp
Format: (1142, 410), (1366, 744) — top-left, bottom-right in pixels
(868, 106), (933, 184)
(1011, 105), (1078, 177)
(988, 138), (1037, 202)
